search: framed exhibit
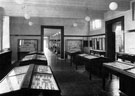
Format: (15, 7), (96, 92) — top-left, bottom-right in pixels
(18, 39), (38, 52)
(65, 39), (82, 51)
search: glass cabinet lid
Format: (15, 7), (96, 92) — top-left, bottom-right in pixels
(0, 74), (25, 94)
(78, 53), (88, 56)
(103, 61), (134, 70)
(126, 68), (135, 74)
(35, 65), (52, 74)
(36, 55), (47, 61)
(31, 73), (59, 90)
(83, 55), (99, 59)
(21, 54), (36, 61)
(8, 65), (29, 76)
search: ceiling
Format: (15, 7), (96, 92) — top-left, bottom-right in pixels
(0, 0), (131, 18)
(0, 0), (132, 36)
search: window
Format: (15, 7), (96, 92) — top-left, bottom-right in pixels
(92, 19), (102, 30)
(2, 16), (10, 50)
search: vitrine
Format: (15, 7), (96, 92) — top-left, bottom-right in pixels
(0, 64), (61, 96)
(19, 54), (47, 66)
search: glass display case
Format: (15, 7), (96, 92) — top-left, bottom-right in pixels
(20, 54), (47, 66)
(21, 54), (36, 62)
(35, 65), (52, 74)
(31, 73), (59, 90)
(103, 61), (134, 70)
(0, 64), (61, 96)
(8, 65), (29, 76)
(126, 68), (135, 74)
(36, 54), (47, 61)
(83, 55), (99, 59)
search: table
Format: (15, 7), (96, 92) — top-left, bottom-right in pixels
(74, 53), (89, 69)
(65, 50), (81, 66)
(102, 61), (135, 96)
(74, 53), (113, 79)
(0, 64), (61, 96)
(20, 54), (47, 66)
(82, 55), (101, 79)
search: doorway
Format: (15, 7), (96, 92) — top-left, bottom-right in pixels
(105, 16), (124, 61)
(41, 25), (64, 59)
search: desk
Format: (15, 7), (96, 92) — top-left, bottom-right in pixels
(65, 50), (81, 66)
(102, 61), (135, 96)
(0, 64), (61, 96)
(20, 54), (47, 66)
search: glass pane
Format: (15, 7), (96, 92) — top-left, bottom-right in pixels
(35, 65), (52, 74)
(2, 16), (10, 50)
(0, 74), (25, 94)
(8, 65), (30, 76)
(113, 22), (124, 52)
(31, 73), (59, 90)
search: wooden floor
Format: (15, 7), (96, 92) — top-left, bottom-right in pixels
(44, 48), (128, 96)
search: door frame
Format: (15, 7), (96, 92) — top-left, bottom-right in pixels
(105, 16), (124, 61)
(41, 25), (64, 59)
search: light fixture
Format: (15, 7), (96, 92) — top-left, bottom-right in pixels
(14, 0), (24, 4)
(29, 21), (33, 26)
(73, 23), (78, 27)
(109, 2), (118, 10)
(24, 13), (30, 19)
(85, 16), (90, 22)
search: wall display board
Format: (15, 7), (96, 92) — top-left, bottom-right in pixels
(18, 39), (38, 52)
(65, 39), (82, 51)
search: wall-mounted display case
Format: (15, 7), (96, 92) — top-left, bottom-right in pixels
(18, 39), (38, 60)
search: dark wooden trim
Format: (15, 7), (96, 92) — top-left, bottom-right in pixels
(41, 25), (64, 59)
(64, 34), (105, 37)
(21, 64), (35, 89)
(10, 34), (41, 36)
(105, 16), (124, 61)
(128, 29), (135, 32)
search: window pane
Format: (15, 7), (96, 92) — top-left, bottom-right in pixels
(2, 16), (10, 50)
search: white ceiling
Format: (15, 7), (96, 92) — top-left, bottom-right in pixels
(0, 0), (131, 18)
(0, 0), (131, 36)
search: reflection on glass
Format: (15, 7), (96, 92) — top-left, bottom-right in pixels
(36, 55), (47, 61)
(8, 65), (29, 76)
(0, 74), (25, 94)
(31, 74), (58, 90)
(21, 54), (35, 61)
(126, 68), (135, 74)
